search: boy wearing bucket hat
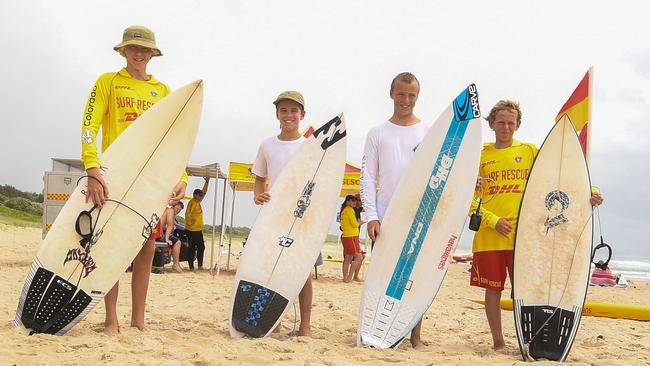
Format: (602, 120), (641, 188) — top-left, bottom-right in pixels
(251, 90), (315, 336)
(80, 25), (187, 335)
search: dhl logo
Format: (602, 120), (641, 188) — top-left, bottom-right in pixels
(487, 184), (523, 195)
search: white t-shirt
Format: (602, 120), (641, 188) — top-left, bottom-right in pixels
(251, 135), (306, 188)
(360, 120), (430, 222)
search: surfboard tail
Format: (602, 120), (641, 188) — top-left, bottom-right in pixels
(15, 262), (100, 335)
(231, 280), (289, 338)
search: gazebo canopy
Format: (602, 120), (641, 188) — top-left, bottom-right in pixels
(228, 161), (360, 197)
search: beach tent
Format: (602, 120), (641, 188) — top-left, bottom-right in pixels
(223, 161), (361, 269)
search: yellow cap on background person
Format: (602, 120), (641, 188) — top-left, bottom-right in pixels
(273, 91), (305, 110)
(113, 25), (162, 56)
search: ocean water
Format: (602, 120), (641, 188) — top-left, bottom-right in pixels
(608, 257), (650, 281)
(453, 245), (650, 281)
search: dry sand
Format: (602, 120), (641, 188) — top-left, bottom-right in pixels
(1, 223), (649, 365)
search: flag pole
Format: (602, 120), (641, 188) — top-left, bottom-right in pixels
(586, 66), (593, 166)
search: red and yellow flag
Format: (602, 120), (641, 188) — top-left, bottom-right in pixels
(556, 68), (592, 160)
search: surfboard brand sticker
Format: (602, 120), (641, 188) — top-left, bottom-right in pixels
(544, 190), (569, 234)
(313, 116), (346, 150)
(278, 236), (294, 248)
(437, 234), (458, 270)
(142, 213), (160, 239)
(63, 248), (97, 278)
(452, 84), (480, 122)
(294, 181), (316, 218)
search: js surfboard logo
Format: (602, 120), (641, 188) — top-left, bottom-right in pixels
(544, 190), (569, 234)
(428, 154), (453, 189)
(453, 84), (480, 122)
(313, 116), (346, 150)
(63, 248), (97, 278)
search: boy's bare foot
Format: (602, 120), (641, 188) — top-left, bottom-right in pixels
(493, 339), (506, 351)
(131, 322), (146, 331)
(104, 322), (119, 335)
(410, 337), (429, 348)
(494, 343), (519, 355)
(298, 325), (311, 337)
(353, 277), (362, 282)
(173, 265), (183, 273)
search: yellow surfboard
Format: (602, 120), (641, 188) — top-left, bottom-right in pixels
(471, 298), (650, 321)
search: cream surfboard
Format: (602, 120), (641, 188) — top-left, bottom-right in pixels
(229, 115), (346, 338)
(15, 81), (203, 335)
(513, 115), (593, 361)
(357, 85), (482, 348)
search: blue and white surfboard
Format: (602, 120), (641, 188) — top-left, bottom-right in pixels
(358, 85), (482, 348)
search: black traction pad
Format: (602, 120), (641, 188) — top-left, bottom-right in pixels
(231, 280), (289, 338)
(20, 267), (92, 334)
(519, 305), (576, 361)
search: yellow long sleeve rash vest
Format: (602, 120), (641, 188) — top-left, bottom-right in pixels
(80, 68), (188, 183)
(470, 140), (538, 253)
(340, 206), (360, 237)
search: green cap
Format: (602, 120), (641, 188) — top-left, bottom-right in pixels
(273, 91), (305, 109)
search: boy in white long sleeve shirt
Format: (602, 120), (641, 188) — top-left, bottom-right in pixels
(360, 72), (430, 348)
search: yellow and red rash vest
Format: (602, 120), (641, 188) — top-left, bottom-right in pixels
(470, 140), (538, 253)
(80, 68), (188, 183)
(340, 205), (360, 237)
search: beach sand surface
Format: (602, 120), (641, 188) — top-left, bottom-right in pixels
(1, 223), (649, 365)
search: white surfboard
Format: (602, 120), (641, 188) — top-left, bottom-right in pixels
(357, 85), (482, 348)
(229, 115), (346, 338)
(513, 115), (592, 361)
(15, 81), (203, 335)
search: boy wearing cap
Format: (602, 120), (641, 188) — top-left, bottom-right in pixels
(360, 72), (429, 348)
(251, 91), (313, 337)
(80, 25), (187, 334)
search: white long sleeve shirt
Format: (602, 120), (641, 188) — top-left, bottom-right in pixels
(360, 120), (429, 222)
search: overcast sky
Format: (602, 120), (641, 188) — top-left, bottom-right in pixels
(1, 1), (648, 257)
